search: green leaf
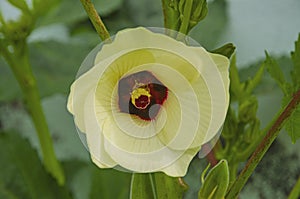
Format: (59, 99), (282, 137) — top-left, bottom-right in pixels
(32, 0), (60, 18)
(283, 95), (300, 143)
(238, 96), (258, 123)
(285, 108), (300, 143)
(198, 160), (229, 199)
(183, 158), (207, 199)
(189, 0), (228, 48)
(130, 173), (156, 199)
(0, 132), (71, 199)
(0, 39), (93, 102)
(30, 41), (90, 97)
(211, 43), (236, 59)
(291, 33), (300, 90)
(38, 0), (123, 26)
(245, 63), (265, 95)
(127, 0), (163, 28)
(284, 34), (300, 143)
(0, 59), (21, 101)
(62, 160), (90, 199)
(264, 51), (288, 94)
(229, 54), (243, 99)
(288, 176), (300, 199)
(90, 168), (131, 199)
(188, 0), (208, 31)
(7, 0), (30, 13)
(154, 172), (188, 199)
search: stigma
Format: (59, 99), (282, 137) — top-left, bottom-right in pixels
(131, 86), (151, 109)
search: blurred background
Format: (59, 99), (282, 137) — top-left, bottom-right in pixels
(0, 0), (299, 198)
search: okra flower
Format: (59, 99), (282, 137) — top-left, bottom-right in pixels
(67, 27), (229, 176)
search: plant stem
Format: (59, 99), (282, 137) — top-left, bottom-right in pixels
(161, 0), (180, 32)
(80, 0), (111, 41)
(178, 0), (192, 35)
(288, 176), (300, 199)
(225, 89), (300, 199)
(1, 44), (65, 185)
(203, 143), (218, 167)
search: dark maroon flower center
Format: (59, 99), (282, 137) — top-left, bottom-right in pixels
(118, 71), (168, 120)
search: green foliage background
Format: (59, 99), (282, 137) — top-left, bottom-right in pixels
(0, 0), (299, 198)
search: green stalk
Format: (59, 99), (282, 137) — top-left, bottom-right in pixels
(178, 0), (193, 36)
(161, 0), (180, 32)
(288, 176), (300, 199)
(225, 89), (300, 198)
(80, 0), (111, 41)
(1, 43), (65, 185)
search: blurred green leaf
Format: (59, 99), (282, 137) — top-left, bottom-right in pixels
(264, 52), (289, 94)
(229, 55), (243, 100)
(29, 41), (92, 97)
(38, 0), (123, 26)
(62, 160), (131, 199)
(154, 172), (187, 199)
(126, 0), (162, 27)
(0, 95), (89, 161)
(0, 40), (92, 102)
(90, 168), (131, 199)
(245, 63), (265, 95)
(62, 160), (89, 199)
(130, 173), (155, 199)
(7, 0), (30, 13)
(183, 158), (206, 199)
(32, 0), (60, 17)
(288, 176), (300, 199)
(238, 96), (258, 123)
(285, 106), (300, 143)
(189, 0), (207, 30)
(211, 43), (235, 59)
(198, 160), (229, 199)
(42, 94), (89, 161)
(264, 36), (300, 143)
(285, 33), (300, 143)
(0, 59), (21, 101)
(0, 132), (71, 199)
(189, 0), (228, 48)
(290, 34), (300, 90)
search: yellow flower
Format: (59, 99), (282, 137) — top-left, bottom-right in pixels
(67, 27), (229, 177)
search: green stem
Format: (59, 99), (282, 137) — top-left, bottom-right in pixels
(228, 163), (237, 184)
(130, 173), (157, 199)
(80, 0), (111, 41)
(225, 89), (300, 198)
(149, 174), (158, 199)
(288, 176), (300, 199)
(178, 0), (193, 36)
(161, 0), (180, 31)
(1, 44), (65, 185)
(154, 173), (188, 199)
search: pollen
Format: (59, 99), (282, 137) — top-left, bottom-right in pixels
(131, 87), (151, 109)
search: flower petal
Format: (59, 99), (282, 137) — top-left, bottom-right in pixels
(84, 89), (117, 167)
(160, 147), (201, 177)
(68, 27), (230, 176)
(190, 47), (229, 144)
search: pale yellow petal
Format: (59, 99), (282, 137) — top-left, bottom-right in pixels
(84, 89), (117, 167)
(208, 53), (230, 104)
(160, 147), (201, 177)
(67, 49), (144, 132)
(189, 47), (228, 144)
(144, 49), (212, 149)
(103, 130), (187, 173)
